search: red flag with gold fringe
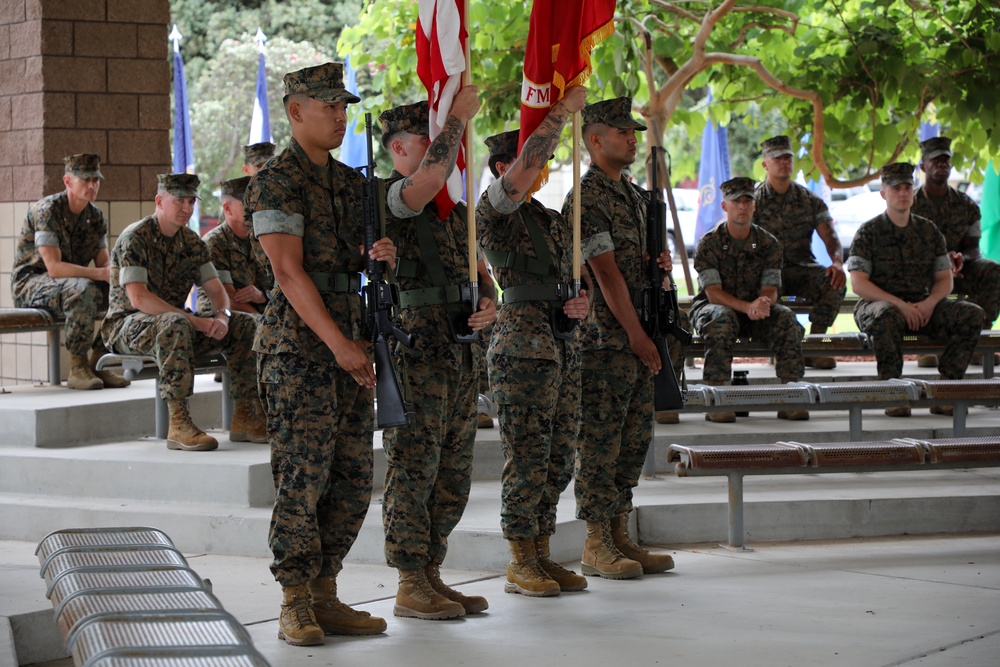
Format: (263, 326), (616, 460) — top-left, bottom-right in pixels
(518, 0), (616, 193)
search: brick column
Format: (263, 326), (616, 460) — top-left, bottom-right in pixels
(0, 0), (171, 385)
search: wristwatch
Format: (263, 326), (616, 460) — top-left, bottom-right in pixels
(214, 308), (232, 320)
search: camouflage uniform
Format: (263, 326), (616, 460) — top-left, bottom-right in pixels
(691, 220), (805, 383)
(244, 135), (372, 585)
(11, 191), (108, 355)
(753, 180), (845, 330)
(196, 221), (272, 316)
(477, 175), (580, 542)
(101, 215), (258, 401)
(380, 170), (480, 570)
(563, 163), (667, 523)
(848, 212), (982, 379)
(911, 185), (1000, 327)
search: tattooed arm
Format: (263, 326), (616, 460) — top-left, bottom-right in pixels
(500, 86), (587, 201)
(399, 86), (481, 213)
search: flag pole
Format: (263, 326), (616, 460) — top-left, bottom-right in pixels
(572, 112), (582, 287)
(462, 0), (477, 285)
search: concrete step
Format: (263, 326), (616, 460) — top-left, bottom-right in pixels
(0, 377), (226, 448)
(2, 451), (998, 569)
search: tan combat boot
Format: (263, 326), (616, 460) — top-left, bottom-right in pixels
(393, 569), (465, 620)
(230, 396), (267, 443)
(610, 513), (675, 574)
(311, 576), (387, 634)
(804, 357), (836, 369)
(655, 411), (680, 424)
(426, 563), (489, 614)
(505, 539), (560, 597)
(278, 584), (324, 646)
(704, 380), (736, 423)
(917, 354), (939, 368)
(581, 520), (643, 580)
(534, 535), (587, 592)
(67, 353), (103, 390)
(88, 348), (130, 388)
(166, 399), (218, 451)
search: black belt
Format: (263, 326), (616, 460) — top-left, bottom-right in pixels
(308, 272), (360, 293)
(398, 285), (464, 308)
(501, 284), (564, 304)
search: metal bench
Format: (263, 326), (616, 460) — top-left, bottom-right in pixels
(36, 527), (269, 667)
(66, 610), (264, 667)
(0, 307), (72, 385)
(681, 330), (1000, 378)
(95, 354), (233, 440)
(666, 437), (1000, 551)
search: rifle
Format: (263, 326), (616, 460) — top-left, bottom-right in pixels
(358, 113), (417, 429)
(642, 146), (692, 412)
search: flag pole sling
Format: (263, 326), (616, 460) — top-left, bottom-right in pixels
(463, 0), (477, 285)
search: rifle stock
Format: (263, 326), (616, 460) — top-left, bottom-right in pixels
(643, 146), (690, 412)
(359, 113), (416, 429)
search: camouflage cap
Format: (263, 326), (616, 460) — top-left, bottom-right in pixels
(63, 154), (104, 180)
(581, 97), (647, 131)
(157, 173), (200, 198)
(919, 136), (953, 160)
(880, 162), (915, 187)
(242, 142), (275, 167)
(761, 135), (794, 159)
(220, 176), (251, 200)
(283, 62), (361, 104)
(484, 130), (520, 158)
(720, 177), (757, 200)
(379, 101), (430, 139)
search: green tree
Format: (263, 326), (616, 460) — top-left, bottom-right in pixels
(338, 0), (1000, 187)
(170, 0), (361, 80)
(186, 35), (331, 213)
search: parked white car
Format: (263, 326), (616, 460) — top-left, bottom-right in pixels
(665, 188), (699, 256)
(829, 190), (886, 251)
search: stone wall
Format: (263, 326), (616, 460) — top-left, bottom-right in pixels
(0, 0), (171, 386)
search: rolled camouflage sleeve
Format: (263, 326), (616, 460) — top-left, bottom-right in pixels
(761, 237), (783, 288)
(566, 184), (614, 262)
(387, 179), (423, 219)
(32, 206), (61, 247)
(245, 170), (307, 237)
(846, 221), (873, 274)
(116, 233), (149, 285)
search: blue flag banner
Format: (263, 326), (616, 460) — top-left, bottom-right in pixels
(920, 120), (939, 142)
(170, 29), (200, 237)
(249, 45), (272, 144)
(171, 26), (199, 308)
(339, 55), (366, 169)
(694, 100), (730, 242)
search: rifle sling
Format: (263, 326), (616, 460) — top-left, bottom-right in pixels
(482, 211), (558, 278)
(308, 272), (361, 293)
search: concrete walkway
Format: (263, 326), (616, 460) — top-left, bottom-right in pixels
(4, 534), (999, 667)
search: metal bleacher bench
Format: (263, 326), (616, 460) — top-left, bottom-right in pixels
(35, 526), (270, 667)
(667, 436), (1000, 551)
(0, 307), (72, 385)
(679, 330), (1000, 379)
(679, 378), (1000, 439)
(94, 353), (233, 440)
